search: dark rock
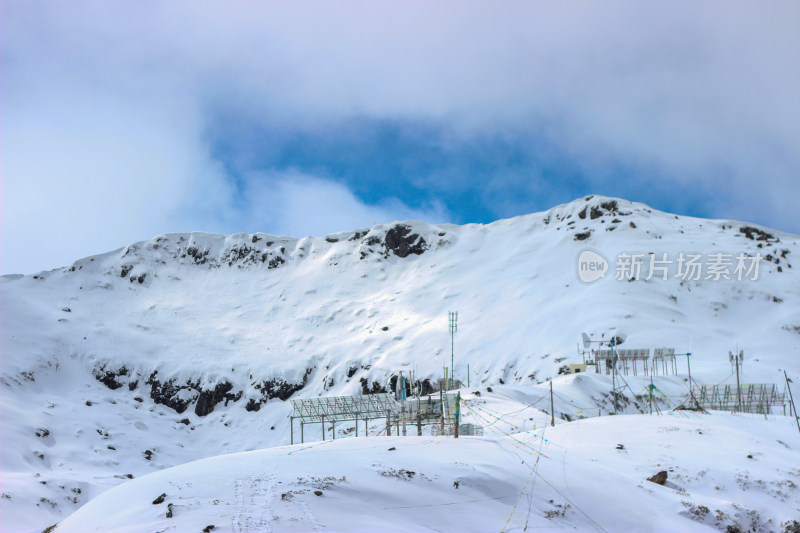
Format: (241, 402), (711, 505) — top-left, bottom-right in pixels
(61, 307), (71, 312)
(384, 225), (427, 258)
(388, 447), (396, 451)
(166, 502), (173, 518)
(179, 418), (190, 425)
(574, 231), (592, 241)
(381, 326), (389, 331)
(268, 256), (285, 269)
(137, 273), (146, 284)
(325, 237), (339, 243)
(152, 493), (166, 505)
(486, 387), (493, 393)
(360, 378), (387, 395)
(739, 226), (777, 242)
(347, 366), (358, 378)
(203, 526), (216, 533)
(194, 381), (239, 417)
(143, 450), (153, 461)
(93, 365), (129, 390)
(245, 399), (261, 412)
(314, 490), (323, 496)
(419, 379), (435, 396)
(120, 265), (133, 278)
(146, 372), (195, 414)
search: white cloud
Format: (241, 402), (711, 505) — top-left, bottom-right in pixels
(3, 1), (799, 272)
(240, 171), (449, 239)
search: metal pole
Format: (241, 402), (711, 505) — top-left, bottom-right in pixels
(321, 415), (326, 441)
(735, 354), (742, 412)
(467, 364), (470, 388)
(290, 416), (294, 445)
(454, 391), (461, 438)
(440, 388), (445, 434)
(784, 371), (800, 434)
(611, 348), (618, 415)
(386, 410), (390, 436)
(550, 380), (555, 427)
(417, 399), (422, 436)
(649, 374), (653, 415)
(332, 421), (335, 440)
(449, 311), (457, 385)
(300, 422), (304, 443)
(355, 417), (358, 437)
(401, 374), (407, 436)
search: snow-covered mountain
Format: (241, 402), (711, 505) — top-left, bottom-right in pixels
(2, 195), (799, 532)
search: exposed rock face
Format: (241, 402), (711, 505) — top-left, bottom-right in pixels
(194, 382), (241, 417)
(93, 366), (129, 390)
(383, 225), (428, 258)
(360, 378), (387, 395)
(648, 470), (668, 485)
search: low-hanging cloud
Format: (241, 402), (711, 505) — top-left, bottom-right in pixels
(3, 1), (799, 274)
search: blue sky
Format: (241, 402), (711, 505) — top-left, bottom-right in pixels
(3, 2), (799, 274)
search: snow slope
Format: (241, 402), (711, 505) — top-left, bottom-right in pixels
(2, 195), (799, 531)
(54, 413), (800, 533)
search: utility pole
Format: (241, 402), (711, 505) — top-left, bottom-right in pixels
(400, 372), (407, 436)
(439, 388), (445, 435)
(649, 374), (653, 415)
(784, 370), (800, 435)
(449, 311), (458, 383)
(417, 399), (422, 436)
(454, 391), (461, 438)
(611, 340), (618, 415)
(550, 380), (555, 427)
(731, 350), (743, 412)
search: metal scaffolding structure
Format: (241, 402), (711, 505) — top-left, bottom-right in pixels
(290, 393), (400, 444)
(652, 347), (678, 375)
(692, 383), (786, 414)
(594, 347), (678, 376)
(290, 391), (468, 443)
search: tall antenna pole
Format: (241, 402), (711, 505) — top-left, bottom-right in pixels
(731, 349), (743, 412)
(611, 339), (618, 415)
(449, 311), (458, 383)
(784, 370), (800, 434)
(550, 380), (555, 427)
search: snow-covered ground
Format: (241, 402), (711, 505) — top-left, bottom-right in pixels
(54, 412), (800, 533)
(2, 196), (799, 531)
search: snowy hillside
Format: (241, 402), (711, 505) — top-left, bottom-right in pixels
(52, 412), (800, 533)
(2, 195), (799, 531)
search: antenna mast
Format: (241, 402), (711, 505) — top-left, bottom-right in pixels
(449, 311), (458, 383)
